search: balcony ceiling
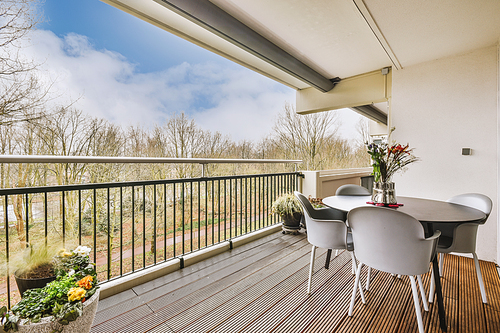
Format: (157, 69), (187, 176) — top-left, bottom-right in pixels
(104, 0), (500, 91)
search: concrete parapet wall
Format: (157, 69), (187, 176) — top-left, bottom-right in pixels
(301, 168), (372, 199)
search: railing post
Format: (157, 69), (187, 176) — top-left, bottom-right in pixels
(200, 163), (207, 177)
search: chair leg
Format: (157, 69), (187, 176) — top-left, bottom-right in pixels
(325, 249), (332, 269)
(417, 275), (429, 311)
(366, 267), (371, 291)
(439, 253), (444, 276)
(429, 266), (435, 303)
(350, 251), (356, 274)
(473, 252), (488, 303)
(349, 262), (364, 316)
(410, 276), (425, 333)
(307, 245), (316, 294)
(349, 253), (365, 302)
(335, 249), (339, 257)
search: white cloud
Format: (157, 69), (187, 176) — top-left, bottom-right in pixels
(24, 30), (361, 143)
(24, 30), (295, 141)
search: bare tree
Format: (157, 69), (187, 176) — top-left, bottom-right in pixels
(0, 123), (15, 188)
(0, 0), (54, 125)
(125, 125), (149, 158)
(10, 117), (44, 243)
(85, 122), (125, 259)
(272, 103), (341, 170)
(37, 108), (99, 184)
(163, 112), (206, 178)
(34, 108), (106, 238)
(0, 0), (39, 73)
(355, 117), (370, 146)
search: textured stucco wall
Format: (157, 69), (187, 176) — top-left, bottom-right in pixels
(391, 46), (498, 263)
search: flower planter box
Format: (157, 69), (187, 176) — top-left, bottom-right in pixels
(13, 289), (99, 333)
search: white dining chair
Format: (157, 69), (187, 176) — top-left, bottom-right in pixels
(335, 183), (374, 290)
(294, 191), (365, 297)
(347, 206), (440, 333)
(335, 184), (371, 196)
(428, 193), (492, 304)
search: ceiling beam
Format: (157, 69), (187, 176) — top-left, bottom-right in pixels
(296, 68), (391, 121)
(153, 0), (337, 92)
(350, 105), (387, 125)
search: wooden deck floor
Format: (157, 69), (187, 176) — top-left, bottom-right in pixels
(91, 231), (500, 333)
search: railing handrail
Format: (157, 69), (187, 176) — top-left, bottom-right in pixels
(0, 172), (301, 195)
(0, 155), (302, 165)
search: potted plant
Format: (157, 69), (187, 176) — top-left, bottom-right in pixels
(308, 196), (325, 209)
(8, 243), (61, 297)
(272, 194), (303, 233)
(0, 245), (100, 333)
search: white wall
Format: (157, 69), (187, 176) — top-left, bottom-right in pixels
(390, 46), (498, 263)
(497, 40), (500, 265)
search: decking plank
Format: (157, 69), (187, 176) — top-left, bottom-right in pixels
(441, 253), (460, 333)
(175, 241), (315, 332)
(302, 267), (377, 333)
(134, 232), (295, 296)
(92, 233), (308, 332)
(111, 235), (312, 332)
(459, 255), (486, 333)
(483, 261), (500, 333)
(90, 231), (500, 333)
(245, 252), (354, 333)
(368, 275), (411, 333)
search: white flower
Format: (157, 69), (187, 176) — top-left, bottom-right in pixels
(68, 269), (75, 276)
(73, 245), (91, 257)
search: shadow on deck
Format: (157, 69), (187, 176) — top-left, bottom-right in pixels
(91, 231), (500, 333)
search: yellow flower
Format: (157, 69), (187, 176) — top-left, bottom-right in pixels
(68, 287), (86, 302)
(77, 276), (93, 290)
(58, 248), (73, 257)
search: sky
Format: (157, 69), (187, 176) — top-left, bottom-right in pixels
(28, 0), (363, 143)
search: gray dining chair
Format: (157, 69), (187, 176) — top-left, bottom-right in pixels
(294, 191), (365, 296)
(335, 184), (371, 196)
(347, 206), (440, 333)
(428, 193), (492, 304)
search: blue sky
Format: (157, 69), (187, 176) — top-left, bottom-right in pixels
(31, 0), (361, 142)
(40, 0), (225, 73)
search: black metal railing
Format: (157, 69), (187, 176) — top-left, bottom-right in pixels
(0, 172), (300, 308)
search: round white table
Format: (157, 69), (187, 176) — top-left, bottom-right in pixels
(322, 195), (486, 332)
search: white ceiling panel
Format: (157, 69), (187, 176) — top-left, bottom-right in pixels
(104, 0), (500, 90)
(364, 0), (500, 68)
(211, 0), (392, 78)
